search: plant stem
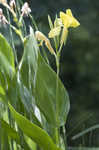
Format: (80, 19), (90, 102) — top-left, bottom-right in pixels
(63, 126), (68, 150)
(9, 24), (24, 43)
(55, 53), (60, 146)
(6, 7), (18, 65)
(58, 42), (63, 54)
(29, 14), (38, 31)
(55, 127), (59, 146)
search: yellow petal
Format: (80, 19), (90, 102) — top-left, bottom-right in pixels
(35, 31), (47, 41)
(60, 11), (72, 28)
(35, 31), (55, 55)
(54, 18), (62, 27)
(60, 27), (68, 45)
(48, 26), (61, 38)
(66, 9), (80, 27)
(66, 9), (73, 17)
(45, 40), (56, 55)
(60, 9), (80, 28)
(70, 17), (80, 28)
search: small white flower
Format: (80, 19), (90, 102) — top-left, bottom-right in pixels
(21, 2), (31, 17)
(9, 0), (16, 9)
(0, 8), (3, 16)
(0, 8), (8, 26)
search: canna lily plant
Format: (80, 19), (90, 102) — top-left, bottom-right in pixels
(0, 1), (80, 150)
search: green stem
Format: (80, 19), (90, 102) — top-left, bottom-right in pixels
(55, 127), (59, 146)
(63, 126), (68, 149)
(6, 7), (18, 65)
(58, 42), (63, 54)
(29, 14), (38, 31)
(55, 53), (60, 146)
(9, 24), (24, 43)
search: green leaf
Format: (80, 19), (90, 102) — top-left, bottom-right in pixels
(18, 82), (42, 128)
(0, 118), (20, 143)
(0, 85), (5, 95)
(0, 85), (7, 104)
(35, 53), (70, 127)
(0, 119), (31, 150)
(17, 27), (42, 127)
(0, 71), (7, 89)
(19, 27), (38, 88)
(9, 103), (61, 150)
(48, 15), (54, 29)
(0, 34), (15, 76)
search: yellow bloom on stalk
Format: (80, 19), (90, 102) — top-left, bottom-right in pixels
(35, 31), (56, 55)
(54, 18), (62, 27)
(48, 9), (80, 41)
(48, 26), (61, 38)
(60, 9), (80, 28)
(60, 27), (68, 45)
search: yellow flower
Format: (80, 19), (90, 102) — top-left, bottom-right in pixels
(48, 26), (61, 38)
(35, 31), (56, 55)
(60, 27), (68, 45)
(54, 18), (62, 27)
(60, 9), (80, 28)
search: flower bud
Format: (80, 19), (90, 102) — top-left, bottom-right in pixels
(21, 2), (31, 17)
(35, 31), (56, 55)
(0, 8), (8, 26)
(9, 0), (16, 10)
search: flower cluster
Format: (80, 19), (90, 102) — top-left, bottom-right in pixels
(0, 8), (8, 25)
(36, 9), (80, 55)
(0, 0), (80, 56)
(35, 31), (56, 55)
(9, 0), (16, 10)
(48, 9), (80, 45)
(21, 2), (31, 17)
(0, 0), (31, 26)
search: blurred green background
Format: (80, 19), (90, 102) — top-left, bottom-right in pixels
(1, 0), (99, 148)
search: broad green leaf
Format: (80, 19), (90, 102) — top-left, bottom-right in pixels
(9, 103), (61, 150)
(19, 27), (38, 89)
(0, 85), (7, 104)
(0, 71), (7, 90)
(35, 53), (70, 127)
(17, 27), (42, 127)
(0, 127), (10, 150)
(0, 34), (15, 76)
(24, 135), (37, 150)
(0, 85), (5, 95)
(6, 74), (42, 128)
(18, 82), (42, 128)
(0, 119), (20, 143)
(0, 119), (31, 150)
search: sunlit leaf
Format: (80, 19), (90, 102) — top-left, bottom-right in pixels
(0, 119), (31, 150)
(19, 27), (38, 89)
(9, 103), (61, 150)
(35, 53), (70, 127)
(0, 33), (15, 76)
